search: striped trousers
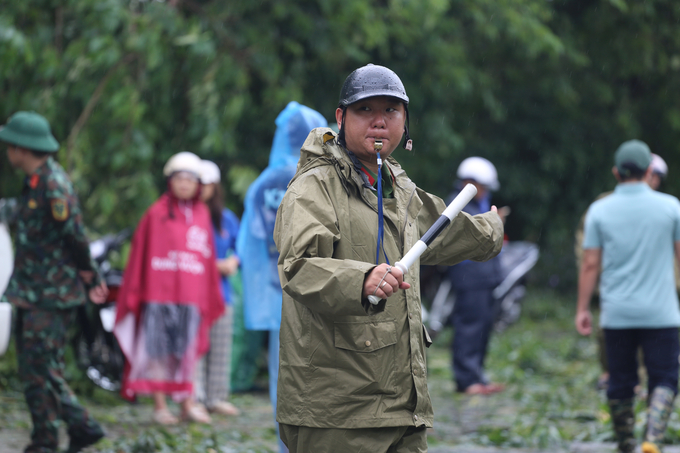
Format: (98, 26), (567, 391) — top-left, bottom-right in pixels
(194, 307), (233, 406)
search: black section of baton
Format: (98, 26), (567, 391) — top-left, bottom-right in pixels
(421, 215), (451, 246)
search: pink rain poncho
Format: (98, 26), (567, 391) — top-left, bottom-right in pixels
(114, 192), (224, 401)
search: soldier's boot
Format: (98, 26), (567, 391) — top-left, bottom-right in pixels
(64, 414), (105, 453)
(609, 398), (636, 453)
(641, 386), (676, 453)
(65, 423), (105, 453)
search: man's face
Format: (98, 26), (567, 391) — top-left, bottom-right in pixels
(5, 145), (22, 169)
(336, 96), (406, 168)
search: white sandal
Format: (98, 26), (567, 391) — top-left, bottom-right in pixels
(153, 408), (179, 425)
(182, 403), (212, 424)
(207, 400), (240, 416)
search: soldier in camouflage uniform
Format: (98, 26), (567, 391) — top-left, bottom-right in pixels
(1, 111), (108, 453)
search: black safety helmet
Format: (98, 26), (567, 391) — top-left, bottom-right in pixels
(337, 64), (412, 150)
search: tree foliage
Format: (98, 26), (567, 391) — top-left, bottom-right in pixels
(2, 0), (680, 286)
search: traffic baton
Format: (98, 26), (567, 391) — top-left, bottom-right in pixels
(368, 183), (478, 305)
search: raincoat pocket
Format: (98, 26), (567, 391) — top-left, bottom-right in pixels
(334, 320), (397, 352)
(331, 320), (398, 398)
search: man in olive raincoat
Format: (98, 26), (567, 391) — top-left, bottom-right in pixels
(273, 64), (504, 452)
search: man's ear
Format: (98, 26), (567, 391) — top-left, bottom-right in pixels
(335, 107), (344, 130)
(612, 166), (620, 182)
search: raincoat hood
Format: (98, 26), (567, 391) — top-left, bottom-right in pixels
(268, 101), (328, 168)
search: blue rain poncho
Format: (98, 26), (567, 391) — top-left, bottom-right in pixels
(236, 101), (328, 330)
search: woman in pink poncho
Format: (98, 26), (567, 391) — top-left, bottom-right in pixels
(114, 152), (224, 425)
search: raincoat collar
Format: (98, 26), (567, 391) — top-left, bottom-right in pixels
(293, 128), (409, 197)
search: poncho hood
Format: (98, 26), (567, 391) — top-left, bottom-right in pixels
(237, 102), (327, 330)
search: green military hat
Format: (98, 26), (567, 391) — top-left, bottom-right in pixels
(615, 139), (652, 174)
(0, 111), (59, 152)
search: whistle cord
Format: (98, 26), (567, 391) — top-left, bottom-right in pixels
(375, 152), (390, 266)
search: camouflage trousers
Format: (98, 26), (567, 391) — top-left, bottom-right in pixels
(16, 307), (102, 453)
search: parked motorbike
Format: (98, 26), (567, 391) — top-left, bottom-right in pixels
(73, 229), (130, 391)
(422, 241), (540, 336)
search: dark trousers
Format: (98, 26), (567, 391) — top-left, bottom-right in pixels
(280, 423), (427, 453)
(604, 327), (679, 401)
(451, 288), (495, 391)
(16, 307), (101, 453)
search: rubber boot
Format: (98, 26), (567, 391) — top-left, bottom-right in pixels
(641, 386), (676, 453)
(66, 419), (105, 453)
(609, 398), (636, 453)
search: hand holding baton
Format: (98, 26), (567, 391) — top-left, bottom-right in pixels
(368, 183), (478, 305)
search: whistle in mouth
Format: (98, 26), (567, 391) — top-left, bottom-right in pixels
(374, 140), (383, 152)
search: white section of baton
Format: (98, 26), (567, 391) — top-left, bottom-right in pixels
(368, 295), (381, 305)
(442, 183), (477, 221)
(395, 241), (426, 274)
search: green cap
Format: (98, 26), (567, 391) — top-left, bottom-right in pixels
(615, 139), (651, 175)
(0, 111), (59, 152)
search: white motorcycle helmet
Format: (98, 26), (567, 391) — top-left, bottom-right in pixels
(650, 153), (668, 178)
(457, 157), (500, 191)
(163, 151), (203, 178)
(200, 160), (221, 185)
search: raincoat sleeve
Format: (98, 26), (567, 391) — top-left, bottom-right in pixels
(417, 188), (504, 266)
(274, 178), (376, 318)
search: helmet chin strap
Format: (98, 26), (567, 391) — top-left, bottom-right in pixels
(337, 107), (348, 149)
(403, 107), (412, 151)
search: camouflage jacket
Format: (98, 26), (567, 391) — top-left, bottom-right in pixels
(6, 157), (98, 310)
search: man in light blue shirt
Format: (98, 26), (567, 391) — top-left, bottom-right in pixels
(577, 139), (680, 453)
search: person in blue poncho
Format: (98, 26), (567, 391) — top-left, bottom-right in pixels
(237, 101), (327, 453)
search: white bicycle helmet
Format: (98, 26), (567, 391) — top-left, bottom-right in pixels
(651, 153), (668, 178)
(200, 160), (221, 185)
(163, 151), (203, 178)
(457, 157), (499, 191)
